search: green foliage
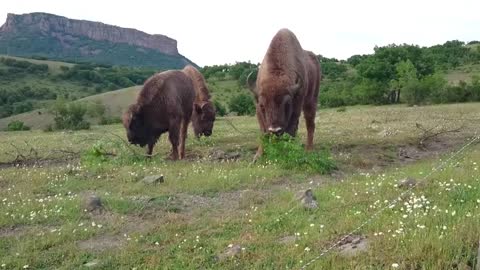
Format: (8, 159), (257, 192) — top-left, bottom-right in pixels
(50, 100), (90, 130)
(228, 93), (255, 116)
(318, 55), (348, 80)
(81, 140), (144, 166)
(6, 120), (30, 131)
(86, 101), (106, 118)
(0, 56), (157, 118)
(260, 134), (336, 174)
(213, 99), (227, 116)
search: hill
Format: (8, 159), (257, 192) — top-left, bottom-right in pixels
(0, 12), (196, 69)
(0, 55), (162, 119)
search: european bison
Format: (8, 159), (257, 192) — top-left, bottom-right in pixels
(247, 28), (321, 160)
(182, 65), (216, 137)
(123, 70), (195, 160)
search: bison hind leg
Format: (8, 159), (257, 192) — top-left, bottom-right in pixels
(303, 103), (317, 151)
(167, 119), (181, 160)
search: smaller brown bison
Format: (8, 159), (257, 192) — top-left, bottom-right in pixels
(247, 28), (321, 160)
(123, 70), (194, 160)
(182, 65), (216, 137)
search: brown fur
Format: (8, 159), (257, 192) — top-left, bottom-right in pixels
(122, 70), (195, 160)
(248, 28), (321, 159)
(182, 65), (216, 137)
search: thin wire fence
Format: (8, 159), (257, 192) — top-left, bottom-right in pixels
(300, 133), (480, 269)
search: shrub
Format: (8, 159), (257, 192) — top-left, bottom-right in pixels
(260, 134), (336, 174)
(6, 120), (30, 131)
(213, 99), (227, 116)
(228, 93), (255, 116)
(81, 139), (144, 166)
(50, 100), (90, 130)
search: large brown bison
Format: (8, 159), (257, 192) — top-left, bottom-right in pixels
(247, 28), (321, 159)
(123, 70), (197, 160)
(182, 65), (216, 137)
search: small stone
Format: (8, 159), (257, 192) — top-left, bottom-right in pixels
(216, 244), (243, 261)
(84, 259), (100, 267)
(278, 235), (298, 244)
(301, 189), (318, 209)
(352, 237), (362, 245)
(85, 195), (103, 213)
(397, 178), (417, 188)
(142, 175), (164, 185)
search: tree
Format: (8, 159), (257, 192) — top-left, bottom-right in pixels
(50, 99), (90, 130)
(394, 60), (420, 105)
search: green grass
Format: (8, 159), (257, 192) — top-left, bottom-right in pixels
(0, 55), (74, 74)
(445, 63), (480, 84)
(1, 103), (480, 269)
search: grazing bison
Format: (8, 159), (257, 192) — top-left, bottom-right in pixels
(182, 65), (216, 137)
(123, 70), (195, 160)
(247, 28), (321, 160)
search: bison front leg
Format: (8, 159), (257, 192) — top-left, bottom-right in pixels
(146, 142), (155, 158)
(253, 107), (267, 162)
(167, 120), (180, 161)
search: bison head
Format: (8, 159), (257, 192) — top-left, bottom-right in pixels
(122, 104), (151, 147)
(247, 71), (302, 136)
(192, 101), (216, 137)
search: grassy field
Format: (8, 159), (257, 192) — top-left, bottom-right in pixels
(1, 103), (480, 269)
(0, 55), (75, 74)
(445, 63), (480, 84)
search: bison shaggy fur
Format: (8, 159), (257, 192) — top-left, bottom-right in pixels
(247, 28), (321, 159)
(123, 70), (195, 160)
(182, 65), (216, 137)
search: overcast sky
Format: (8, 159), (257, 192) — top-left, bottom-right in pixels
(1, 0), (479, 66)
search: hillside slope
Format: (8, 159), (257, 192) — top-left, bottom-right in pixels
(0, 12), (196, 69)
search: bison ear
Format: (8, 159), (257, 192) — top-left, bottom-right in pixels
(246, 70), (258, 96)
(194, 101), (207, 114)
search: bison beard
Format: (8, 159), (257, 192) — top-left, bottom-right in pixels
(123, 70), (195, 160)
(247, 28), (321, 160)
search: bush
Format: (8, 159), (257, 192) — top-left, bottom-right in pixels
(213, 99), (227, 116)
(6, 120), (30, 131)
(50, 100), (90, 130)
(260, 134), (336, 174)
(228, 93), (255, 116)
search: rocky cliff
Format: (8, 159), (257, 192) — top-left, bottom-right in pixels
(0, 12), (195, 68)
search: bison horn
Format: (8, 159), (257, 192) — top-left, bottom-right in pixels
(246, 70), (257, 95)
(288, 73), (303, 95)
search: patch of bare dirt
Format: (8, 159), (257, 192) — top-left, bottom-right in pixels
(0, 225), (30, 238)
(77, 235), (123, 252)
(0, 157), (79, 169)
(337, 234), (369, 257)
